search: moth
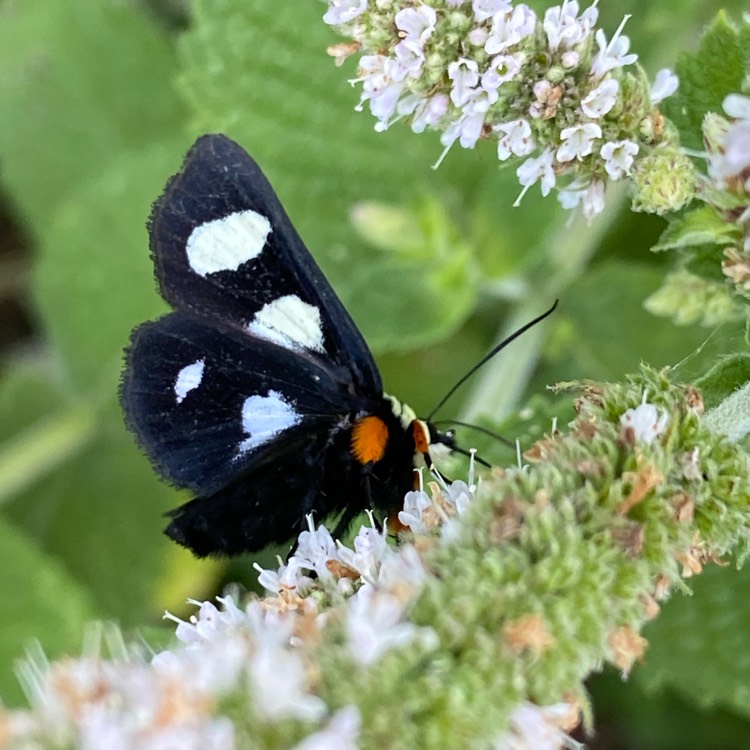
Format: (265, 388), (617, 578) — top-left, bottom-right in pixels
(121, 134), (459, 556)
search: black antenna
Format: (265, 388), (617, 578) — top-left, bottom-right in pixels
(433, 419), (514, 449)
(426, 300), (558, 422)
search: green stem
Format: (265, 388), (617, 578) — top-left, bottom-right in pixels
(0, 402), (97, 506)
(460, 186), (627, 423)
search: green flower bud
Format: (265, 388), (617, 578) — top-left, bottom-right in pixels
(702, 112), (731, 153)
(631, 146), (696, 215)
(645, 270), (738, 327)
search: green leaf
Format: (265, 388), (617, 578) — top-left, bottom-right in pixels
(591, 668), (750, 750)
(639, 564), (750, 717)
(33, 141), (182, 389)
(0, 517), (98, 707)
(0, 397), (97, 507)
(344, 249), (478, 353)
(0, 0), (182, 224)
(3, 396), (181, 627)
(653, 206), (740, 253)
(663, 12), (747, 151)
(0, 367), (222, 638)
(699, 360), (750, 442)
(548, 261), (716, 382)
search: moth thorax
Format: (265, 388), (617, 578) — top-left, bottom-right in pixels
(384, 393), (417, 430)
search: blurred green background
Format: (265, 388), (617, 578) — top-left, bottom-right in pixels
(1, 0), (750, 746)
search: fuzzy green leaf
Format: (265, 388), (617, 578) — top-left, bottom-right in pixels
(0, 366), (178, 630)
(0, 0), (182, 224)
(694, 355), (750, 410)
(344, 250), (478, 353)
(2, 396), (180, 626)
(653, 206), (740, 253)
(33, 142), (183, 389)
(662, 12), (748, 151)
(549, 262), (713, 381)
(639, 565), (750, 717)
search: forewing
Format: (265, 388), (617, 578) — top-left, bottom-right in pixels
(149, 134), (381, 393)
(121, 311), (361, 497)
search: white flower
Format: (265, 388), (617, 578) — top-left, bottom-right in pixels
(468, 26), (489, 45)
(377, 543), (427, 592)
(337, 520), (389, 580)
(715, 94), (750, 189)
(720, 122), (750, 189)
(255, 556), (313, 595)
(448, 58), (480, 106)
(726, 123), (750, 181)
(168, 595), (246, 647)
(485, 4), (537, 55)
(456, 110), (487, 148)
(346, 585), (422, 665)
(557, 178), (605, 220)
(494, 702), (578, 750)
(724, 93), (750, 121)
(473, 0), (512, 23)
(650, 68), (679, 104)
(556, 122), (602, 162)
(294, 516), (341, 581)
(355, 55), (406, 131)
(410, 93), (450, 133)
(399, 489), (433, 532)
(561, 50), (580, 68)
(395, 5), (437, 43)
(389, 39), (426, 81)
(481, 53), (522, 96)
(250, 647), (326, 721)
(442, 479), (474, 515)
(496, 118), (535, 160)
(620, 401), (669, 444)
(439, 107), (486, 153)
(514, 148), (556, 205)
(580, 78), (619, 118)
(292, 706), (362, 750)
(543, 0), (598, 52)
(600, 138), (639, 178)
(323, 0), (367, 26)
(590, 16), (637, 78)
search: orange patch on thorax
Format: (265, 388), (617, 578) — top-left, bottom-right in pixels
(411, 419), (430, 455)
(351, 415), (389, 464)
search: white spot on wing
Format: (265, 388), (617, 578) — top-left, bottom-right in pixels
(247, 294), (325, 352)
(186, 210), (272, 277)
(174, 359), (205, 404)
(239, 390), (301, 453)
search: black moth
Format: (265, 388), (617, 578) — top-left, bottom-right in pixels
(121, 134), (457, 557)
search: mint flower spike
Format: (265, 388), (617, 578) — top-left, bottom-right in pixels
(5, 366), (749, 747)
(325, 0), (685, 219)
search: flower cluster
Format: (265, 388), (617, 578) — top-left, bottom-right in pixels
(324, 0), (680, 219)
(255, 512), (439, 666)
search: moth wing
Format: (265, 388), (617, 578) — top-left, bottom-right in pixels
(149, 134), (381, 393)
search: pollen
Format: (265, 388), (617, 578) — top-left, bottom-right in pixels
(351, 415), (389, 464)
